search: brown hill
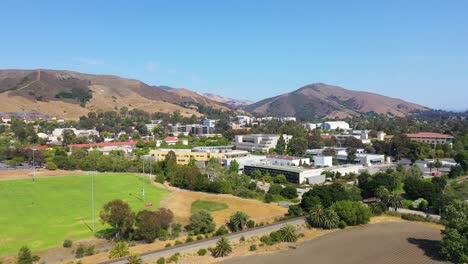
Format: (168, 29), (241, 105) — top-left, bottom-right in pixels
(203, 93), (253, 107)
(245, 83), (428, 119)
(0, 69), (229, 119)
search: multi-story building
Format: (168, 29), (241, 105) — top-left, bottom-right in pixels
(266, 154), (310, 166)
(234, 134), (292, 153)
(149, 147), (249, 166)
(405, 132), (454, 146)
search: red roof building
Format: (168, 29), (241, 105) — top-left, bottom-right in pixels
(405, 132), (454, 145)
(163, 136), (179, 145)
(69, 140), (140, 148)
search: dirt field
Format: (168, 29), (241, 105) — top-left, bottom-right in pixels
(219, 221), (447, 264)
(0, 169), (85, 181)
(159, 186), (288, 227)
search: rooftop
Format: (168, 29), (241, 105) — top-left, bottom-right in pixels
(69, 140), (140, 148)
(266, 154), (306, 161)
(405, 132), (454, 139)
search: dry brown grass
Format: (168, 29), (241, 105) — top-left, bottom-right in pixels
(0, 169), (85, 181)
(160, 187), (288, 227)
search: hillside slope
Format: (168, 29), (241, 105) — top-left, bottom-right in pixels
(245, 83), (428, 119)
(0, 69), (229, 119)
(203, 93), (253, 107)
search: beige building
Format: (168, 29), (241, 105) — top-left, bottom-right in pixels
(149, 147), (249, 165)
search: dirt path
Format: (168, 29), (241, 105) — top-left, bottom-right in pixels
(16, 69), (41, 91)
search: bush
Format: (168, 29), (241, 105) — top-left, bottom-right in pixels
(338, 220), (347, 229)
(46, 161), (58, 170)
(240, 236), (245, 242)
(63, 239), (73, 248)
(249, 244), (257, 251)
(85, 245), (95, 256)
(401, 213), (427, 222)
(75, 245), (85, 258)
(157, 257), (166, 264)
(185, 236), (194, 243)
(174, 240), (182, 245)
(155, 174), (165, 183)
(214, 225), (229, 236)
(165, 243), (171, 248)
(385, 211), (402, 217)
(402, 199), (413, 209)
(167, 254), (179, 263)
(260, 235), (275, 245)
(246, 219), (256, 228)
(197, 248), (207, 256)
(196, 235), (204, 240)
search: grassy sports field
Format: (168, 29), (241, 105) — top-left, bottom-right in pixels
(0, 173), (169, 255)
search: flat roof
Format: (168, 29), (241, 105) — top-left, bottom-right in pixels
(405, 132), (453, 139)
(245, 164), (309, 173)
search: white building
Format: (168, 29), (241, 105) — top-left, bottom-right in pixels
(234, 134), (292, 153)
(313, 156), (333, 167)
(236, 115), (252, 125)
(405, 132), (454, 146)
(266, 154), (310, 166)
(377, 131), (386, 141)
(321, 121), (350, 131)
(202, 118), (216, 128)
(303, 123), (322, 131)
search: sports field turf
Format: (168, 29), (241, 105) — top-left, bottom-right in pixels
(0, 173), (169, 255)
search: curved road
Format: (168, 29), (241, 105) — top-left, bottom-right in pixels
(99, 217), (306, 264)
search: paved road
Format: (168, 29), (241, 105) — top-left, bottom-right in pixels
(99, 217), (306, 264)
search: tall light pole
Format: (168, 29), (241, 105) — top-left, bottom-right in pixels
(32, 148), (36, 182)
(92, 171), (95, 233)
(142, 158), (145, 202)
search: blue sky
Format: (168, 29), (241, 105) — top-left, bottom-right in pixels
(1, 0), (467, 110)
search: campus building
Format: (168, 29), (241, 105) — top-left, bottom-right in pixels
(266, 154), (310, 166)
(149, 147), (249, 166)
(234, 134), (293, 153)
(405, 132), (454, 146)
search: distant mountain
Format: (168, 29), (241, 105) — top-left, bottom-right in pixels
(0, 69), (229, 119)
(245, 83), (428, 119)
(203, 93), (253, 107)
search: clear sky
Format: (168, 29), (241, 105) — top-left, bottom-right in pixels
(1, 0), (467, 110)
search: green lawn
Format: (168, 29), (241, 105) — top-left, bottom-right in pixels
(191, 200), (228, 213)
(0, 173), (169, 255)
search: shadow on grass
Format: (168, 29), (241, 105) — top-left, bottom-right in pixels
(407, 237), (446, 262)
(95, 228), (116, 239)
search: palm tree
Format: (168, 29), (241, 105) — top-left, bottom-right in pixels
(279, 224), (298, 242)
(308, 206), (339, 229)
(375, 186), (390, 204)
(213, 237), (232, 257)
(322, 209), (340, 229)
(109, 241), (130, 259)
(434, 159), (442, 172)
(388, 192), (403, 212)
(427, 162), (435, 174)
(308, 205), (326, 228)
(228, 211), (250, 232)
(125, 253), (143, 264)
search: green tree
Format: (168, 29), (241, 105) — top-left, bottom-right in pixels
(16, 246), (32, 264)
(228, 211), (250, 232)
(273, 174), (288, 184)
(62, 129), (76, 146)
(387, 192), (403, 212)
(99, 200), (135, 239)
(228, 160), (239, 173)
(308, 205), (339, 229)
(434, 159), (442, 172)
(212, 237), (232, 257)
(288, 137), (307, 156)
(440, 200), (467, 263)
(185, 210), (216, 235)
(109, 241), (130, 259)
(280, 185), (298, 199)
(135, 209), (174, 243)
(427, 162), (435, 174)
(275, 135), (286, 155)
(331, 200), (371, 226)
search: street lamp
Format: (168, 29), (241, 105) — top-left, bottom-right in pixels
(32, 147), (36, 182)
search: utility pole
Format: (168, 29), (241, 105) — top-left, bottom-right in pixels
(92, 172), (95, 233)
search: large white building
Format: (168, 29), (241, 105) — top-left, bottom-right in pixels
(266, 154), (310, 166)
(405, 132), (454, 146)
(234, 134), (292, 153)
(313, 155), (333, 167)
(322, 121), (350, 131)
